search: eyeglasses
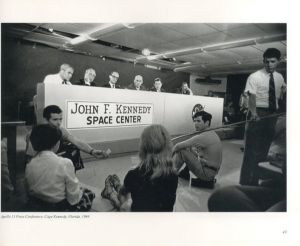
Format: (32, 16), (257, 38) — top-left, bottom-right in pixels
(111, 74), (119, 79)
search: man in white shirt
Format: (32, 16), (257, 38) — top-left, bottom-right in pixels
(25, 124), (84, 210)
(43, 64), (74, 85)
(102, 71), (121, 88)
(239, 48), (286, 186)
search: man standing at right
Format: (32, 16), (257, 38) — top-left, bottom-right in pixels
(239, 48), (286, 186)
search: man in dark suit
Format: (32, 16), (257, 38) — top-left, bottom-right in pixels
(149, 78), (166, 92)
(76, 68), (97, 86)
(126, 75), (147, 91)
(102, 71), (121, 89)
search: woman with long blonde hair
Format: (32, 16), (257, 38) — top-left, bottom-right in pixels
(101, 124), (178, 211)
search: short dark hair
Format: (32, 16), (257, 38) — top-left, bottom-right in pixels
(263, 48), (281, 60)
(193, 111), (212, 126)
(154, 78), (161, 82)
(30, 124), (62, 152)
(43, 105), (62, 120)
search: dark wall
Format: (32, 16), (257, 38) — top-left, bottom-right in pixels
(1, 38), (189, 121)
(227, 71), (287, 113)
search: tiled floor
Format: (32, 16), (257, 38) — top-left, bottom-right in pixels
(76, 139), (244, 212)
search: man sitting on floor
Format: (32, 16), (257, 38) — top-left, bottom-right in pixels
(25, 105), (110, 171)
(172, 111), (222, 188)
(25, 124), (95, 211)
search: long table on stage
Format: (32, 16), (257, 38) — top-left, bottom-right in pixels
(36, 83), (223, 156)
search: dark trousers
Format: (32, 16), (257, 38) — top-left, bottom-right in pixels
(208, 185), (286, 212)
(239, 108), (277, 186)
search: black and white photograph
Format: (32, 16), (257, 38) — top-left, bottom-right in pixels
(1, 22), (287, 212)
(1, 1), (299, 245)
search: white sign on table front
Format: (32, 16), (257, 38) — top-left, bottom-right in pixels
(66, 101), (153, 129)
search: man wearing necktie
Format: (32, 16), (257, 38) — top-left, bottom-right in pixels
(43, 64), (73, 85)
(102, 71), (121, 89)
(239, 48), (286, 186)
(126, 75), (147, 91)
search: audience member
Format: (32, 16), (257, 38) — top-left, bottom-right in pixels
(25, 124), (95, 211)
(101, 124), (178, 212)
(25, 105), (110, 171)
(76, 68), (97, 86)
(126, 75), (147, 91)
(239, 48), (286, 186)
(150, 78), (166, 92)
(102, 71), (121, 89)
(43, 64), (74, 85)
(172, 111), (222, 188)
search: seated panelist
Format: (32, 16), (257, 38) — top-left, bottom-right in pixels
(177, 82), (193, 95)
(126, 75), (147, 91)
(102, 71), (121, 89)
(43, 64), (74, 85)
(76, 68), (97, 86)
(150, 78), (166, 92)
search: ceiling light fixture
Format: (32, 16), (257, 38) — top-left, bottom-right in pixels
(143, 34), (286, 61)
(145, 64), (160, 70)
(69, 34), (93, 45)
(142, 48), (151, 56)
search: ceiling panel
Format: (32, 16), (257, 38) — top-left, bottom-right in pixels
(197, 32), (235, 46)
(223, 25), (267, 39)
(169, 37), (203, 49)
(131, 24), (189, 42)
(148, 41), (180, 53)
(161, 23), (219, 37)
(228, 46), (264, 59)
(99, 28), (164, 49)
(209, 50), (244, 62)
(207, 23), (251, 31)
(255, 23), (287, 35)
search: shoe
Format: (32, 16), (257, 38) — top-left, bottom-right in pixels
(178, 166), (190, 180)
(101, 175), (114, 199)
(191, 178), (216, 189)
(111, 174), (121, 192)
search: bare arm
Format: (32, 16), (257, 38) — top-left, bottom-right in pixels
(173, 135), (204, 153)
(66, 134), (109, 158)
(248, 93), (258, 120)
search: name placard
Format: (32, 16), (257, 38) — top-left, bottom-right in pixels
(66, 101), (153, 129)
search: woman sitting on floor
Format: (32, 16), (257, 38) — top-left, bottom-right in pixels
(101, 124), (178, 212)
